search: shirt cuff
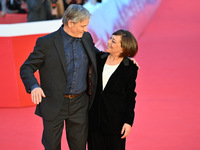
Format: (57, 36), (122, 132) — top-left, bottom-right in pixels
(31, 84), (40, 92)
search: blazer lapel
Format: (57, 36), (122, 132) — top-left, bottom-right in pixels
(99, 54), (108, 90)
(103, 57), (129, 91)
(53, 28), (67, 76)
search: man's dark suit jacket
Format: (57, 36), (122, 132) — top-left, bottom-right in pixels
(89, 53), (138, 135)
(20, 26), (97, 121)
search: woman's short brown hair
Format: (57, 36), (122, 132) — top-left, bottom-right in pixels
(112, 29), (138, 57)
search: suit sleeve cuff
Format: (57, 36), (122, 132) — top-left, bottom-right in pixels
(31, 84), (40, 92)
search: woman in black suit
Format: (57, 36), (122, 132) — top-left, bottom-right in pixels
(88, 29), (138, 150)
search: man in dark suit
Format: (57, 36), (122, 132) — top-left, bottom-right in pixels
(20, 4), (97, 150)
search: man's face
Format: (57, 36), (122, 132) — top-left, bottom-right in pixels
(68, 19), (90, 38)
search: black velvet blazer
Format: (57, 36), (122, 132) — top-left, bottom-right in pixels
(89, 52), (138, 135)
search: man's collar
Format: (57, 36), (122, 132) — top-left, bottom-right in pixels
(61, 25), (81, 43)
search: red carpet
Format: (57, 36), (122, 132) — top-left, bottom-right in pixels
(130, 0), (200, 149)
(1, 0), (200, 149)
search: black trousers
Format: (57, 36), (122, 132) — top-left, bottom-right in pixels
(88, 130), (126, 150)
(42, 93), (89, 150)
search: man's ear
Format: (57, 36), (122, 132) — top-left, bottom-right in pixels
(68, 20), (73, 28)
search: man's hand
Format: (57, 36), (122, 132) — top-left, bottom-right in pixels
(129, 58), (140, 68)
(121, 123), (131, 139)
(31, 87), (46, 104)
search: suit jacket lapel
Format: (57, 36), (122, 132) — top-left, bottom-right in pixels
(53, 30), (97, 77)
(53, 28), (67, 76)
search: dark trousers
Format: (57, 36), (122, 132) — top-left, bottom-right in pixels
(88, 130), (126, 150)
(42, 93), (89, 150)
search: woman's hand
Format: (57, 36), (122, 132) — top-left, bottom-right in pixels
(121, 123), (131, 139)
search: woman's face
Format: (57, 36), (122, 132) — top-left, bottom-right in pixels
(106, 35), (123, 57)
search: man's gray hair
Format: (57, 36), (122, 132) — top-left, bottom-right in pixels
(62, 4), (91, 25)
